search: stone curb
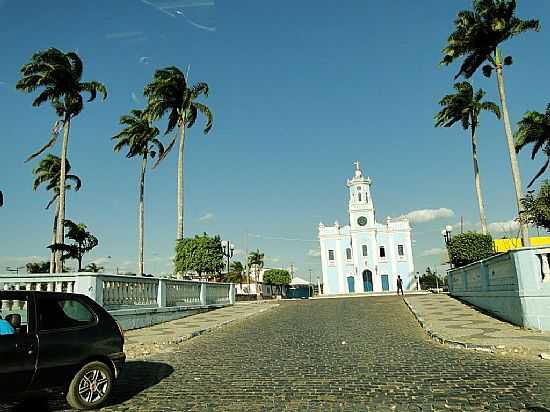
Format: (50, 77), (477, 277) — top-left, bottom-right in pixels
(126, 304), (279, 359)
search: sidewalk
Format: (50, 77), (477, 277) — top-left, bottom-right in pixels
(124, 301), (278, 359)
(404, 293), (550, 360)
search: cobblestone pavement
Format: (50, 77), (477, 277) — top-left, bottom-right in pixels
(4, 296), (550, 411)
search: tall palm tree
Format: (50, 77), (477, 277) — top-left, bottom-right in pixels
(113, 109), (164, 275)
(248, 249), (264, 285)
(144, 67), (213, 240)
(515, 103), (550, 188)
(32, 154), (82, 273)
(441, 0), (539, 246)
(16, 48), (107, 271)
(436, 82), (500, 234)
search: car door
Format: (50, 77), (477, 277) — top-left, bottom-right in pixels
(0, 291), (38, 394)
(31, 293), (99, 390)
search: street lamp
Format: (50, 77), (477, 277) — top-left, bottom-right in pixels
(441, 225), (453, 245)
(222, 241), (235, 278)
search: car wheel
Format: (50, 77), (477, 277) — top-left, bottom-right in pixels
(66, 361), (113, 410)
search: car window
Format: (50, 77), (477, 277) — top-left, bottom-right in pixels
(39, 297), (95, 331)
(0, 296), (29, 336)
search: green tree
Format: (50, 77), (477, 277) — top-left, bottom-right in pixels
(83, 263), (104, 273)
(174, 233), (224, 278)
(248, 249), (264, 284)
(441, 0), (539, 246)
(51, 219), (99, 272)
(225, 261), (245, 283)
(32, 154), (82, 273)
(26, 261), (50, 274)
(518, 180), (550, 231)
(515, 104), (550, 188)
(263, 268), (291, 296)
(447, 232), (494, 268)
(16, 48), (107, 272)
(113, 109), (164, 276)
(420, 267), (447, 289)
(144, 67), (213, 240)
(436, 81), (500, 234)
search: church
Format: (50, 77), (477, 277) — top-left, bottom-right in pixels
(318, 162), (415, 295)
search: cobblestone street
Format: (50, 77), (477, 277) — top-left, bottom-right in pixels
(6, 296), (550, 411)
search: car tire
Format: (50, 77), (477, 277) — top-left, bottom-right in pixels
(66, 361), (113, 410)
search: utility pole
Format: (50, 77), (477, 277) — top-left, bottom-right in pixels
(290, 264), (294, 278)
(245, 230), (250, 294)
(308, 268), (312, 284)
(461, 216), (464, 234)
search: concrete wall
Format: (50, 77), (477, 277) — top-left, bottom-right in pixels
(448, 246), (550, 331)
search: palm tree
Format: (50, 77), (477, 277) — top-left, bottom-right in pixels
(226, 261), (245, 284)
(436, 82), (500, 234)
(441, 0), (539, 246)
(52, 219), (98, 272)
(84, 263), (104, 273)
(16, 48), (107, 271)
(248, 249), (264, 285)
(32, 154), (82, 273)
(113, 109), (164, 275)
(515, 104), (550, 188)
(144, 67), (213, 240)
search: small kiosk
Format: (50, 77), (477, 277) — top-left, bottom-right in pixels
(286, 277), (314, 299)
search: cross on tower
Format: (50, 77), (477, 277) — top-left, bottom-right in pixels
(353, 160), (361, 171)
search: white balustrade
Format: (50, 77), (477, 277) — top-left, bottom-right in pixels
(0, 273), (234, 312)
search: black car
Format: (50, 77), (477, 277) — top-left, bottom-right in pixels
(0, 290), (125, 410)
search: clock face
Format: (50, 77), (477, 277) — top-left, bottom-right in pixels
(357, 216), (368, 226)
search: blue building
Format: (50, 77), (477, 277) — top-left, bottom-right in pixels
(319, 162), (415, 295)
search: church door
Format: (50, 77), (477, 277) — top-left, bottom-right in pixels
(347, 276), (355, 293)
(362, 270), (373, 292)
(381, 274), (390, 291)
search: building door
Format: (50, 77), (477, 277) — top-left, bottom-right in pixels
(362, 270), (373, 292)
(347, 276), (355, 293)
(381, 274), (390, 291)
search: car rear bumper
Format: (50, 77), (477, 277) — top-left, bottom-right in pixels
(109, 352), (126, 379)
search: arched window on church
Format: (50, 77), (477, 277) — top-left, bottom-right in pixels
(346, 248), (352, 260)
(362, 245), (368, 256)
(358, 193), (362, 202)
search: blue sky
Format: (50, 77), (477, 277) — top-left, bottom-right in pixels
(1, 0), (549, 278)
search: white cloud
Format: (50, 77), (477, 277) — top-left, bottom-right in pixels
(307, 249), (321, 257)
(270, 257), (280, 263)
(399, 208), (455, 224)
(139, 56), (151, 65)
(199, 212), (214, 222)
(488, 220), (520, 234)
(131, 92), (140, 103)
(420, 248), (447, 257)
(105, 31), (143, 40)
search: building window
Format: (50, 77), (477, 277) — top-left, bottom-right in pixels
(358, 193), (362, 202)
(346, 248), (352, 260)
(328, 250), (335, 261)
(398, 244), (405, 257)
(357, 186), (361, 191)
(362, 245), (368, 256)
(379, 246), (386, 258)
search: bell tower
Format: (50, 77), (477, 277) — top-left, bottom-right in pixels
(347, 161), (375, 230)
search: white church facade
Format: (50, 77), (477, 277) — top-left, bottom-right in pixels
(319, 162), (415, 295)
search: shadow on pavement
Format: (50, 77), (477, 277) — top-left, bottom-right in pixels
(1, 360), (174, 411)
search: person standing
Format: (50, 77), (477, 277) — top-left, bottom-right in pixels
(0, 315), (15, 335)
(396, 275), (404, 296)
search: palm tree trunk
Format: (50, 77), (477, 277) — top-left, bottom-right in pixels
(471, 124), (488, 234)
(139, 154), (147, 276)
(50, 205), (58, 273)
(177, 113), (186, 240)
(55, 116), (71, 272)
(494, 49), (530, 246)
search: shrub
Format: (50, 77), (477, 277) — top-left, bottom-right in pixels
(263, 269), (291, 285)
(447, 232), (494, 268)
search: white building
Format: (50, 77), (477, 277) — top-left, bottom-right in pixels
(319, 162), (415, 295)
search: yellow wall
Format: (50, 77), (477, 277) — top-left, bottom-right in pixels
(494, 237), (550, 253)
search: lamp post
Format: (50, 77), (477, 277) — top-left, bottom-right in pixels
(441, 225), (453, 269)
(222, 240), (234, 279)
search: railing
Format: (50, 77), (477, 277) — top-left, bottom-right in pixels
(0, 273), (235, 311)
